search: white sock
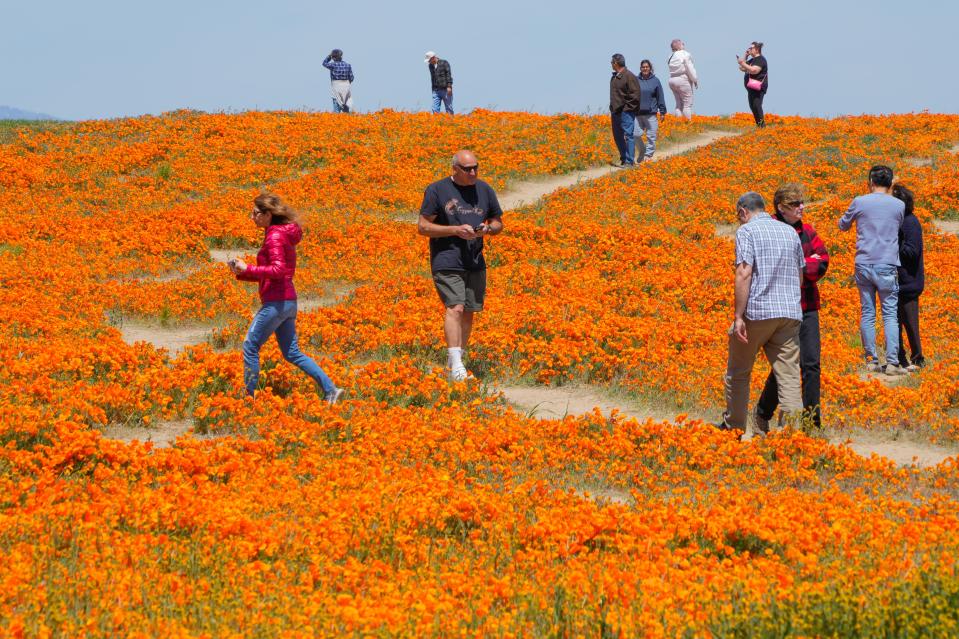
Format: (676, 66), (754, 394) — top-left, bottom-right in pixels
(447, 347), (464, 369)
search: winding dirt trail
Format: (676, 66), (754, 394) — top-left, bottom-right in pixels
(499, 385), (956, 468)
(497, 129), (739, 210)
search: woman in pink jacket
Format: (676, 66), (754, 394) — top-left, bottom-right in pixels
(230, 193), (343, 404)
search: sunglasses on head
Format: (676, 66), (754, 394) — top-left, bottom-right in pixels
(456, 163), (479, 173)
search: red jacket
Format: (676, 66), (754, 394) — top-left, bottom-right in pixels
(776, 214), (829, 312)
(236, 223), (301, 303)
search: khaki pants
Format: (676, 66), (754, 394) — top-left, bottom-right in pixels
(724, 317), (802, 436)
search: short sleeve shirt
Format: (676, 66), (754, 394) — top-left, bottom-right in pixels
(419, 177), (503, 272)
(744, 55), (768, 90)
(735, 212), (803, 321)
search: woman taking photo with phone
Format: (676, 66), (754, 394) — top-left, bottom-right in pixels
(737, 41), (768, 127)
(230, 192), (344, 404)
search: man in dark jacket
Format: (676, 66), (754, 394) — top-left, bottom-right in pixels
(893, 184), (925, 370)
(425, 51), (454, 114)
(609, 53), (640, 166)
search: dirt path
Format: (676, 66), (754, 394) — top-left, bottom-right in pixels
(120, 321), (215, 357)
(499, 384), (956, 468)
(498, 129), (740, 211)
(934, 220), (959, 235)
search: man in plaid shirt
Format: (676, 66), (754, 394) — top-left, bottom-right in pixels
(755, 184), (829, 430)
(719, 191), (805, 438)
(323, 49), (354, 113)
(425, 51), (454, 114)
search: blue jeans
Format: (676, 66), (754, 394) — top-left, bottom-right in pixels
(431, 90), (454, 114)
(242, 300), (335, 396)
(634, 113), (659, 160)
(610, 111), (635, 165)
(855, 264), (900, 366)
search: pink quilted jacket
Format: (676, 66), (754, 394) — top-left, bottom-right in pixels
(236, 223), (301, 303)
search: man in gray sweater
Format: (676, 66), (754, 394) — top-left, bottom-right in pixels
(838, 165), (906, 374)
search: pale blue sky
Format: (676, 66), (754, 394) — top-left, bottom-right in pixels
(6, 0), (955, 120)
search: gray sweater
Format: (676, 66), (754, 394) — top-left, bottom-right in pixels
(838, 192), (904, 265)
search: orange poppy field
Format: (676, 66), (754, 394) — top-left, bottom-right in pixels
(3, 110), (959, 637)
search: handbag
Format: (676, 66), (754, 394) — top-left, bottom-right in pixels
(746, 76), (764, 91)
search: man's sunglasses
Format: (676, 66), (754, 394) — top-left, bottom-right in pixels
(455, 163), (479, 173)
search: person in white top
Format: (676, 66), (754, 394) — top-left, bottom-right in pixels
(667, 39), (698, 120)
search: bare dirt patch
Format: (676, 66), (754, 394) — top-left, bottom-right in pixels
(100, 419), (193, 448)
(498, 129), (742, 211)
(209, 248), (254, 264)
(498, 384), (703, 423)
(120, 321), (215, 356)
(714, 223), (738, 238)
(298, 283), (357, 311)
(499, 384), (954, 468)
(829, 432), (956, 468)
(904, 157), (934, 167)
(934, 220), (959, 235)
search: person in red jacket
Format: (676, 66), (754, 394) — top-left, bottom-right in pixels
(754, 183), (829, 430)
(230, 193), (343, 404)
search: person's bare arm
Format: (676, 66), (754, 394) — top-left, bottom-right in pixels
(418, 214), (476, 239)
(732, 262), (753, 343)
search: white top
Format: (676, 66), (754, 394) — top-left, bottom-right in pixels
(667, 49), (698, 86)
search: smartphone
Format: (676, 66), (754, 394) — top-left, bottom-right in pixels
(473, 224), (485, 232)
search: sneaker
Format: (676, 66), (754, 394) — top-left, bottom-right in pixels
(754, 411), (771, 435)
(449, 366), (469, 382)
(865, 359), (883, 373)
(325, 388), (345, 405)
(882, 364), (910, 376)
(905, 363), (921, 373)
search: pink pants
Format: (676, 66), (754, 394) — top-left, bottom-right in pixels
(668, 76), (694, 120)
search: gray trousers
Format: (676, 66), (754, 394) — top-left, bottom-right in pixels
(634, 114), (659, 159)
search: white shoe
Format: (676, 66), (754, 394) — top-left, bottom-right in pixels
(449, 366), (469, 382)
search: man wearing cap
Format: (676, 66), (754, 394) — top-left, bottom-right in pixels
(425, 51), (454, 114)
(323, 49), (354, 113)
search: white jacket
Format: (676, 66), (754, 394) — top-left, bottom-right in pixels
(667, 49), (698, 86)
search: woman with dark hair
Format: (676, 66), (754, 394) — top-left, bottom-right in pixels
(230, 192), (344, 404)
(634, 59), (667, 161)
(893, 184), (925, 370)
(737, 41), (768, 127)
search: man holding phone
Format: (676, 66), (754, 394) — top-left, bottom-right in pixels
(418, 150), (504, 381)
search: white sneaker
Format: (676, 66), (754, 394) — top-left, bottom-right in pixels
(449, 366), (469, 382)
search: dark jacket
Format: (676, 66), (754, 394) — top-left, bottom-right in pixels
(636, 73), (666, 116)
(898, 214), (925, 297)
(429, 59), (453, 90)
(609, 68), (640, 113)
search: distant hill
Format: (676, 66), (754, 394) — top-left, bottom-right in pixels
(0, 105), (60, 120)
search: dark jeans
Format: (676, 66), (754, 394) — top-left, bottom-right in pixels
(610, 111), (635, 165)
(898, 293), (924, 367)
(747, 89), (766, 127)
(757, 309), (820, 427)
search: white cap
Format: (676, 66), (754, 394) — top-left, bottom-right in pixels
(424, 51), (436, 63)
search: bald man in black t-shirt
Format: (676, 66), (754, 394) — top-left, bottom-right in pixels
(418, 150), (504, 381)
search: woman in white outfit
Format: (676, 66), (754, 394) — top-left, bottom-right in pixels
(667, 39), (698, 120)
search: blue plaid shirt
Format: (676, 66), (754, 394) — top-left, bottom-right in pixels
(323, 57), (354, 82)
(735, 212), (804, 321)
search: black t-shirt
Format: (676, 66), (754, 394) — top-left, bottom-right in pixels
(419, 177), (503, 272)
(744, 55), (768, 91)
